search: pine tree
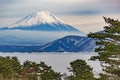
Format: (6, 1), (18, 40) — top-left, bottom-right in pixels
(39, 61), (61, 80)
(21, 60), (39, 80)
(88, 17), (120, 80)
(68, 59), (95, 80)
(0, 56), (62, 80)
(0, 56), (21, 80)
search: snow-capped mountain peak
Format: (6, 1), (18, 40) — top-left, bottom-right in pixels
(1, 10), (85, 34)
(34, 11), (64, 24)
(9, 11), (64, 28)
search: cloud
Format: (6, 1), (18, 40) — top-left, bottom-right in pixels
(0, 0), (120, 18)
(0, 0), (120, 28)
(97, 0), (120, 12)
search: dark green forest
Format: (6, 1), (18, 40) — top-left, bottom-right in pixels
(0, 56), (95, 80)
(0, 17), (120, 80)
(0, 56), (61, 80)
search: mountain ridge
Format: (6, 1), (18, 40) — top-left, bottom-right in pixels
(39, 35), (96, 52)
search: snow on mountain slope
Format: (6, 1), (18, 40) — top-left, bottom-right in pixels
(0, 30), (86, 46)
(0, 11), (83, 33)
(9, 11), (64, 28)
(40, 35), (96, 52)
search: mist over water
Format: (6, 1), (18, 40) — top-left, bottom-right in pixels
(0, 52), (102, 78)
(0, 30), (86, 46)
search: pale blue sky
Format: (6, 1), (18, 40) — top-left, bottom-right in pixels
(0, 0), (120, 32)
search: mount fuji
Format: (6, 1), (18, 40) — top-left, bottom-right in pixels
(0, 11), (82, 33)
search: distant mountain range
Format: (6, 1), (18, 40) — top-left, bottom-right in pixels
(0, 11), (96, 52)
(0, 35), (96, 52)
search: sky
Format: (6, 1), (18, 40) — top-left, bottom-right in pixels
(0, 0), (120, 33)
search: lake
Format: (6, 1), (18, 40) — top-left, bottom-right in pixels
(0, 52), (102, 78)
